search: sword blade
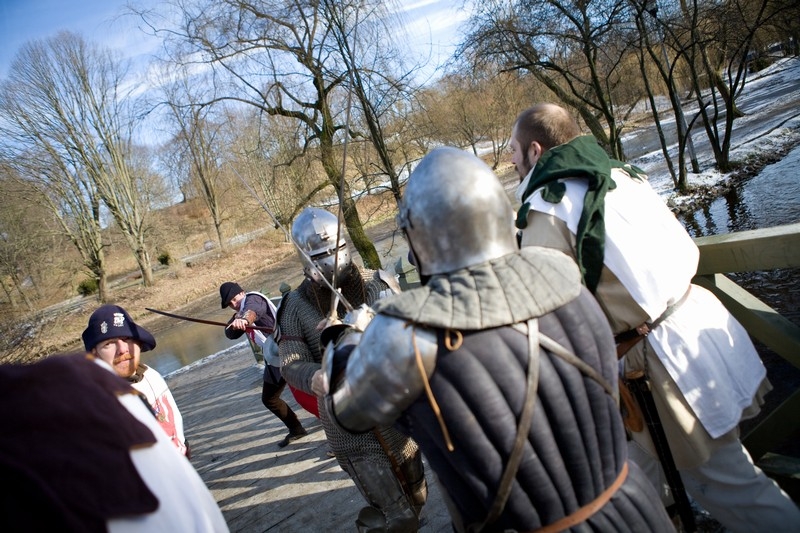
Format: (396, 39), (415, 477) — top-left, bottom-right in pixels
(145, 308), (274, 333)
(626, 373), (695, 531)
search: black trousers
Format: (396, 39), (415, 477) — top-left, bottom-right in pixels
(262, 364), (304, 433)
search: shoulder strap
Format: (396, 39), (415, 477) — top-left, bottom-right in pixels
(473, 323), (618, 532)
(475, 318), (541, 531)
(538, 333), (618, 403)
(245, 291), (277, 314)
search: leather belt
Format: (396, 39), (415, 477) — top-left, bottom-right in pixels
(528, 462), (629, 533)
(615, 287), (692, 358)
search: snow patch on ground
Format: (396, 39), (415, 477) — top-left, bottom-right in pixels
(629, 57), (800, 204)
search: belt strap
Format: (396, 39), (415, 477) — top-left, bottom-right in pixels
(529, 462), (629, 533)
(615, 286), (692, 358)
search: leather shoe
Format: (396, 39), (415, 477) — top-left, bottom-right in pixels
(278, 428), (308, 448)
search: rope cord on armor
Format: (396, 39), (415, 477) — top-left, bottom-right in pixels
(410, 325), (454, 452)
(444, 329), (463, 351)
(538, 334), (619, 404)
(473, 318), (542, 532)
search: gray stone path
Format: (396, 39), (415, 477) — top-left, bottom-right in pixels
(166, 345), (452, 532)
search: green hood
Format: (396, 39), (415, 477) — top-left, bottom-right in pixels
(515, 135), (644, 293)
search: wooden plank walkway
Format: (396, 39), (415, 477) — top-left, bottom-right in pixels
(166, 344), (452, 532)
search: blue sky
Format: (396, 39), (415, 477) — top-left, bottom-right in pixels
(0, 0), (468, 81)
(0, 0), (158, 79)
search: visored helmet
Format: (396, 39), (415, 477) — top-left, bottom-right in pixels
(398, 147), (517, 276)
(291, 207), (352, 285)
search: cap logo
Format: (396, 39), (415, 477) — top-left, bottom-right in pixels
(113, 312), (125, 328)
(100, 321), (108, 334)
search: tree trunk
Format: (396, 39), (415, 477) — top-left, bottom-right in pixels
(134, 247), (154, 287)
(342, 196), (381, 270)
(10, 272), (34, 311)
(96, 270), (109, 304)
(0, 278), (19, 309)
(319, 129), (380, 271)
(636, 42), (679, 189)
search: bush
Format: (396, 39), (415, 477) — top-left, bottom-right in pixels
(748, 55), (773, 73)
(77, 278), (98, 297)
(158, 251), (172, 266)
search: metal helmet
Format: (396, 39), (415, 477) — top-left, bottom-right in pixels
(291, 207), (352, 285)
(397, 147), (517, 276)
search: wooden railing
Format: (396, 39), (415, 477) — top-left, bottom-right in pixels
(693, 222), (800, 467)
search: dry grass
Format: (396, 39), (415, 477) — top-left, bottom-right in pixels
(0, 192), (401, 365)
(1, 153), (513, 365)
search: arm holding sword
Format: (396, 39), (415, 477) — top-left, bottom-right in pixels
(220, 281), (272, 337)
(144, 307), (273, 332)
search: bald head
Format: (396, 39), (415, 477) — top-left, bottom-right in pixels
(509, 103), (582, 181)
(513, 103), (581, 153)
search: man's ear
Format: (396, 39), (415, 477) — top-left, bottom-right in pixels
(528, 140), (543, 165)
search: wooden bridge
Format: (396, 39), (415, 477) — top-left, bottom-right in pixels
(166, 346), (453, 532)
(693, 222), (800, 498)
(165, 222), (800, 531)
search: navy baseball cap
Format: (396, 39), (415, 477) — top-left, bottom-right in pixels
(82, 305), (156, 352)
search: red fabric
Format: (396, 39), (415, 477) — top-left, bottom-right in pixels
(288, 385), (319, 418)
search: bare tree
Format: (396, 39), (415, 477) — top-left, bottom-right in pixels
(422, 67), (533, 170)
(0, 128), (109, 303)
(423, 75), (487, 152)
(0, 168), (49, 310)
(644, 0), (790, 177)
(463, 0), (638, 159)
(481, 71), (543, 169)
(137, 0), (391, 268)
(229, 109), (327, 233)
(160, 71), (231, 251)
(322, 0), (428, 206)
(630, 1), (696, 191)
(652, 0), (794, 172)
(0, 32), (156, 288)
(158, 136), (193, 204)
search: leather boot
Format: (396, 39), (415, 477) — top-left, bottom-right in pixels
(277, 427), (308, 448)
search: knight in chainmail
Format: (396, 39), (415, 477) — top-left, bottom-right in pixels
(321, 148), (674, 532)
(277, 207), (426, 532)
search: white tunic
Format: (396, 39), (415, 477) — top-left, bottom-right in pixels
(519, 168), (765, 438)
